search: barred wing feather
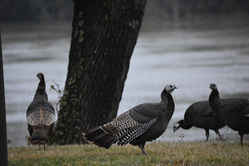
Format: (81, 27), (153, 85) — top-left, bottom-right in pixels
(105, 111), (157, 145)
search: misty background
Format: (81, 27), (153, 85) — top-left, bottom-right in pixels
(1, 1), (249, 146)
(1, 1), (249, 25)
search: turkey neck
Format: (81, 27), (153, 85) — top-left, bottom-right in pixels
(209, 89), (221, 113)
(161, 91), (175, 115)
(34, 76), (48, 101)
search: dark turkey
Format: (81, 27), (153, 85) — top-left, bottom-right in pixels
(26, 73), (56, 149)
(173, 101), (225, 141)
(84, 84), (177, 155)
(209, 83), (249, 145)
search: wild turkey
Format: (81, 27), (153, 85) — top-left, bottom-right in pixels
(209, 83), (249, 145)
(84, 84), (177, 155)
(173, 100), (225, 141)
(26, 73), (56, 150)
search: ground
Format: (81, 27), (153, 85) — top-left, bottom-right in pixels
(8, 142), (249, 166)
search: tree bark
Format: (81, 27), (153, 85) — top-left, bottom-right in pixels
(53, 0), (147, 144)
(0, 32), (8, 165)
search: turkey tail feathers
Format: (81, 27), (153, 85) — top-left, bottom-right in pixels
(85, 126), (116, 149)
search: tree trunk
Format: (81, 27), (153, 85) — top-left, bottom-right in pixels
(53, 0), (147, 144)
(0, 32), (8, 165)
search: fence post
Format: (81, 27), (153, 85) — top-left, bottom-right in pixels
(0, 31), (8, 166)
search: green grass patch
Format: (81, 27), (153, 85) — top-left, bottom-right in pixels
(8, 142), (249, 166)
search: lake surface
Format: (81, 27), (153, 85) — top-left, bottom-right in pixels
(2, 18), (249, 147)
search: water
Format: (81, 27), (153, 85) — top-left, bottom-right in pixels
(2, 19), (249, 147)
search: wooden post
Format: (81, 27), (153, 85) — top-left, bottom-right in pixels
(0, 32), (8, 165)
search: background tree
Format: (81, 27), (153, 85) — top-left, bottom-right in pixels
(0, 32), (8, 165)
(53, 0), (147, 144)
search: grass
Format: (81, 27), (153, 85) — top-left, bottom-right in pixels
(8, 142), (249, 166)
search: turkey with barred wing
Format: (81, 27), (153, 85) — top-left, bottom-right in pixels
(84, 84), (177, 155)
